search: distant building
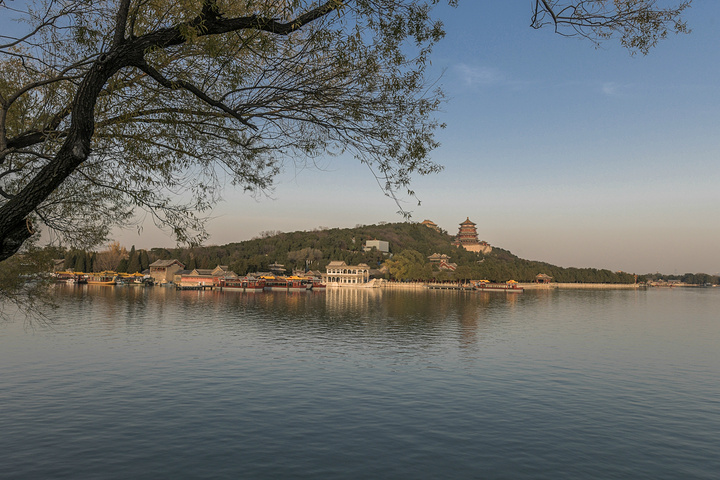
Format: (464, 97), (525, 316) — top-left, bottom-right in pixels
(421, 220), (441, 233)
(175, 265), (236, 287)
(428, 253), (457, 271)
(452, 217), (492, 254)
(149, 259), (185, 284)
(323, 261), (371, 285)
(535, 273), (553, 284)
(363, 239), (389, 253)
(268, 262), (287, 275)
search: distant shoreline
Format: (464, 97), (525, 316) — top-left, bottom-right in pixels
(521, 283), (641, 290)
(359, 281), (645, 290)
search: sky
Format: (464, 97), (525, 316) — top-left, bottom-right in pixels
(11, 1), (720, 274)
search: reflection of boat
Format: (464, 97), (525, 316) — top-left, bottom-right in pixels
(475, 280), (524, 293)
(220, 277), (265, 292)
(87, 272), (118, 285)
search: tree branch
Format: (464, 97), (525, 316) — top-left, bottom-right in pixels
(135, 59), (257, 130)
(112, 0), (133, 47)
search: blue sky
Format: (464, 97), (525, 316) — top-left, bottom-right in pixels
(173, 1), (718, 275)
(8, 1), (717, 274)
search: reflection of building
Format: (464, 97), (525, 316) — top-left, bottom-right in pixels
(149, 259), (185, 284)
(428, 253), (457, 271)
(363, 239), (389, 253)
(323, 261), (371, 285)
(452, 217), (492, 254)
(324, 287), (384, 313)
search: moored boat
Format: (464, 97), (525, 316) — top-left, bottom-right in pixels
(474, 280), (524, 293)
(53, 271), (87, 284)
(307, 278), (326, 291)
(262, 275), (310, 292)
(87, 271), (118, 285)
(262, 275), (287, 292)
(220, 277), (265, 292)
(285, 276), (308, 292)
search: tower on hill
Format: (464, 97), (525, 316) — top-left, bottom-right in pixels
(452, 217), (492, 254)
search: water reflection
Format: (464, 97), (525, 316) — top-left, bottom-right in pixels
(5, 285), (719, 480)
(44, 284), (548, 355)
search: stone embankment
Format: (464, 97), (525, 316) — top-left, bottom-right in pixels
(521, 283), (641, 290)
(380, 280), (426, 290)
(328, 280), (642, 290)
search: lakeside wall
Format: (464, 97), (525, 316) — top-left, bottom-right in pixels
(522, 283), (641, 290)
(326, 281), (641, 290)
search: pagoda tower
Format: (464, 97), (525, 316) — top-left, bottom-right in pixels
(453, 217), (491, 253)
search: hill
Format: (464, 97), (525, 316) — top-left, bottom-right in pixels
(148, 222), (638, 284)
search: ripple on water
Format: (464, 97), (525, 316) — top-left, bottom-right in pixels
(1, 287), (719, 479)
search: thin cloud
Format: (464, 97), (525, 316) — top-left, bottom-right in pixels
(600, 82), (634, 97)
(455, 63), (506, 87)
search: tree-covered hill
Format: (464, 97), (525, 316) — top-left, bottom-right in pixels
(147, 222), (638, 284)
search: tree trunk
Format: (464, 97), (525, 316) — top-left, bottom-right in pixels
(0, 46), (135, 262)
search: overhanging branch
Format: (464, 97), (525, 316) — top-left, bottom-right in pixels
(135, 60), (257, 130)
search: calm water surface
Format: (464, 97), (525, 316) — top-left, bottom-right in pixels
(1, 286), (719, 479)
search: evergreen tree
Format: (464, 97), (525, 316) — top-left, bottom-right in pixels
(74, 253), (87, 273)
(116, 258), (128, 273)
(127, 246), (141, 273)
(139, 250), (150, 271)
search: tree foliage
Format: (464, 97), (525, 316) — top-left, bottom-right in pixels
(385, 249), (431, 280)
(531, 0), (690, 55)
(0, 0), (456, 263)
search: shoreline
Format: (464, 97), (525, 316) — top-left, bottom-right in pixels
(521, 283), (642, 290)
(328, 281), (645, 290)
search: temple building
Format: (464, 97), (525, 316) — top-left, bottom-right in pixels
(452, 217), (492, 254)
(428, 253), (457, 271)
(421, 219), (441, 233)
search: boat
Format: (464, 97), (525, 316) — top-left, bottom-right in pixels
(474, 280), (524, 293)
(307, 278), (326, 291)
(87, 271), (118, 285)
(262, 275), (309, 292)
(262, 275), (286, 292)
(285, 276), (309, 292)
(219, 277), (265, 292)
(118, 272), (147, 285)
(53, 271), (87, 284)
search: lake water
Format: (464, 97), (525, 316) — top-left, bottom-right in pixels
(1, 286), (719, 479)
